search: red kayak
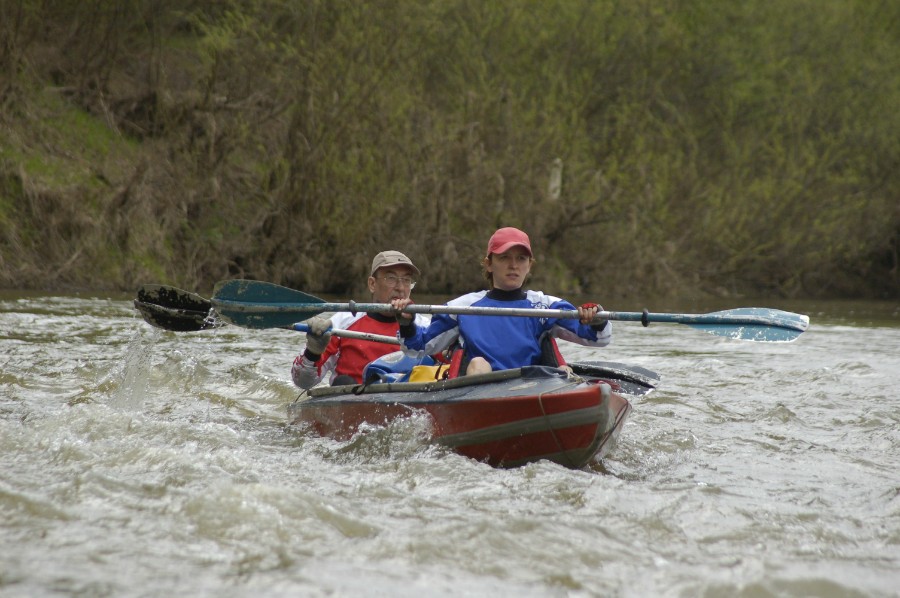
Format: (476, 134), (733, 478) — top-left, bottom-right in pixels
(288, 362), (658, 469)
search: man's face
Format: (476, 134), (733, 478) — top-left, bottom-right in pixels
(368, 265), (417, 303)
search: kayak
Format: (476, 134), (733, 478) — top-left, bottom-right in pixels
(133, 283), (809, 468)
(288, 361), (659, 469)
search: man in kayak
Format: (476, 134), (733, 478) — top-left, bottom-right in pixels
(292, 250), (429, 387)
(391, 227), (610, 375)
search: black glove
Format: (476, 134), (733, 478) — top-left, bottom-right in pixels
(581, 303), (608, 332)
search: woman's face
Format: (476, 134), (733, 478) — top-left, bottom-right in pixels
(485, 246), (533, 291)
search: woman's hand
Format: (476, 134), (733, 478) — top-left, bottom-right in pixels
(579, 302), (608, 330)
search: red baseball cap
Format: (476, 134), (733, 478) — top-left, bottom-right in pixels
(487, 227), (532, 257)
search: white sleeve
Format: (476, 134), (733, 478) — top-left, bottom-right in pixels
(291, 352), (339, 389)
(291, 354), (320, 389)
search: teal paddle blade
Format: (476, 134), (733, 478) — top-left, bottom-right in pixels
(212, 279), (329, 328)
(686, 308), (809, 342)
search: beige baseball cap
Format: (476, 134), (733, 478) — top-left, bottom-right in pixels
(370, 250), (420, 276)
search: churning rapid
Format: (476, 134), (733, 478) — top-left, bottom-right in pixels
(1, 293), (898, 597)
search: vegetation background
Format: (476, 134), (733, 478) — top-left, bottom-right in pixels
(1, 0), (898, 300)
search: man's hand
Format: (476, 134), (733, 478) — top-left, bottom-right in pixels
(304, 314), (332, 355)
(390, 298), (415, 326)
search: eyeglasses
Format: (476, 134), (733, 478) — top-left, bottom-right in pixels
(378, 274), (416, 289)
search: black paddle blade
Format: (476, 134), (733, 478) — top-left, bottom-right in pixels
(134, 284), (218, 332)
(568, 361), (660, 396)
(137, 284), (211, 312)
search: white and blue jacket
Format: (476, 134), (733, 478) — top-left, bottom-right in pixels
(399, 288), (611, 371)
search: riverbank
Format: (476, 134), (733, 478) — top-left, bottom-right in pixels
(2, 1), (898, 299)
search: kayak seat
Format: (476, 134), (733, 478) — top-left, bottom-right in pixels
(444, 333), (567, 379)
(539, 333), (567, 368)
(332, 374), (357, 386)
(445, 347), (468, 379)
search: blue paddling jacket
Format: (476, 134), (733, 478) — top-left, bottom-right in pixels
(399, 288), (611, 372)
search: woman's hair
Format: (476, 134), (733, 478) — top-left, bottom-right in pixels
(481, 256), (492, 284)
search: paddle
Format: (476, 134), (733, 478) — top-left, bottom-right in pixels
(135, 284), (219, 331)
(134, 284), (400, 344)
(211, 279), (810, 342)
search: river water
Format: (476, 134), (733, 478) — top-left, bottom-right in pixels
(1, 292), (898, 597)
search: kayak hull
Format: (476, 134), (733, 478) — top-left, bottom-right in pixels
(288, 365), (640, 469)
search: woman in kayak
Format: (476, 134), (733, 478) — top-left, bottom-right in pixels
(392, 227), (610, 375)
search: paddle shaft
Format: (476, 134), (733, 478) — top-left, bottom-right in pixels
(211, 279), (809, 341)
(213, 299), (789, 329)
(290, 323), (399, 345)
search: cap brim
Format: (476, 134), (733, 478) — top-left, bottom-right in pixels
(490, 242), (532, 256)
(372, 261), (421, 276)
